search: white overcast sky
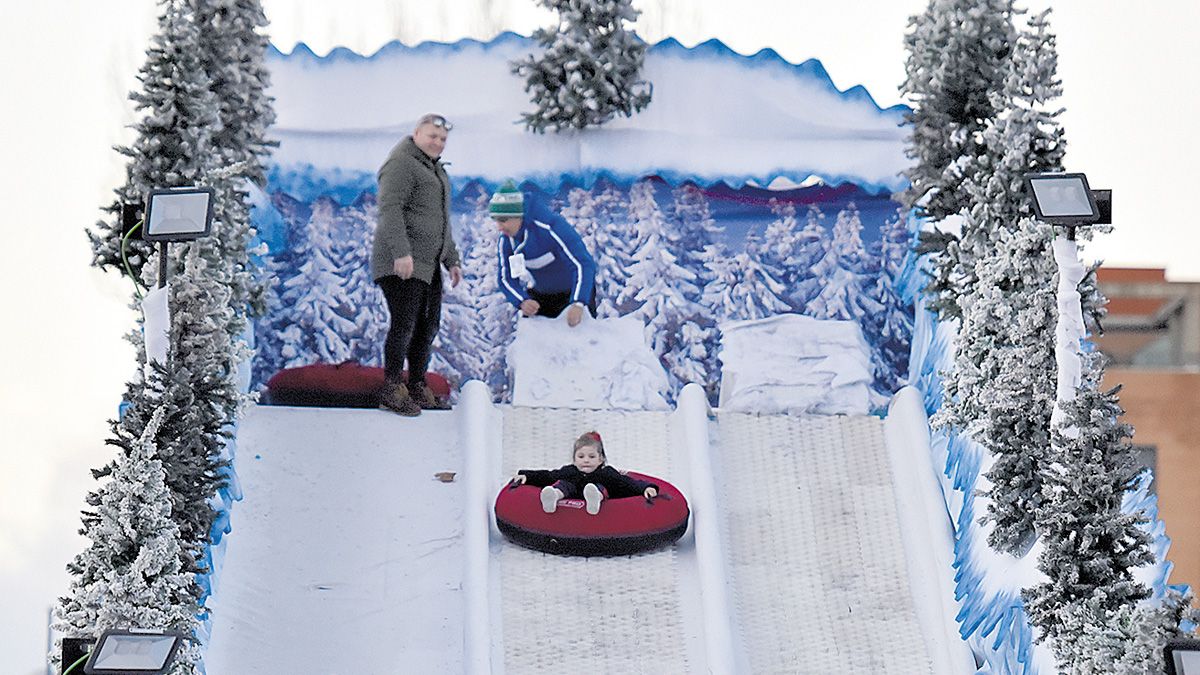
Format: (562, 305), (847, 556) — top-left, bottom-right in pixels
(1, 2), (1197, 673)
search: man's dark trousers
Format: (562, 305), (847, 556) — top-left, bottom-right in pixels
(378, 271), (442, 388)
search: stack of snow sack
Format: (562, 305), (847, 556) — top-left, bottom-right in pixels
(717, 314), (874, 415)
(508, 315), (671, 410)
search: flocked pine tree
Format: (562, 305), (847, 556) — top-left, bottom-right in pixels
(951, 8), (1066, 310)
(88, 0), (219, 284)
(899, 0), (1017, 318)
(1025, 350), (1156, 671)
(55, 406), (202, 674)
(193, 0), (277, 319)
(512, 0), (651, 132)
(107, 242), (241, 570)
(934, 219), (1058, 553)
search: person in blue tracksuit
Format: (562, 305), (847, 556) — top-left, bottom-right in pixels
(489, 181), (597, 327)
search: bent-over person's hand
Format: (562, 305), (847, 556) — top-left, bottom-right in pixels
(519, 299), (540, 317)
(448, 265), (463, 288)
(393, 255), (414, 279)
(566, 303), (584, 327)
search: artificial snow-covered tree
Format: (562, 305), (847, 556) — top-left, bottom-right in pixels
(89, 0), (219, 283)
(934, 219), (1058, 553)
(1025, 347), (1158, 669)
(55, 405), (202, 674)
(193, 0), (277, 319)
(106, 243), (241, 569)
(512, 0), (652, 132)
(946, 8), (1067, 315)
(900, 0), (1017, 318)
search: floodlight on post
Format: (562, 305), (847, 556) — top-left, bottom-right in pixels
(1022, 172), (1112, 240)
(61, 628), (185, 675)
(142, 186), (216, 288)
(1166, 639), (1200, 675)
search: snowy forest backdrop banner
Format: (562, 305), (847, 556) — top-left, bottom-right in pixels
(249, 34), (915, 402)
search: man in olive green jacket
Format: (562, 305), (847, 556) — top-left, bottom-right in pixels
(372, 113), (463, 416)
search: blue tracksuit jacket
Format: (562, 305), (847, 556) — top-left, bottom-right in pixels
(497, 197), (597, 306)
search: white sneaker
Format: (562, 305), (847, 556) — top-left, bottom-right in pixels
(540, 486), (562, 513)
(583, 483), (603, 515)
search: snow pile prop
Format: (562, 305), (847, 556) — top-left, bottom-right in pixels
(507, 314), (670, 410)
(717, 314), (873, 415)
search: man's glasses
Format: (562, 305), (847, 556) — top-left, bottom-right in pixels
(420, 114), (453, 131)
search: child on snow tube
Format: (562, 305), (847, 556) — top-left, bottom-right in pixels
(510, 431), (658, 515)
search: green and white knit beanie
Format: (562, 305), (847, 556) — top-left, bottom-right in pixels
(489, 180), (524, 218)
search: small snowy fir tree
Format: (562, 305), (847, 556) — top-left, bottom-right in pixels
(1025, 349), (1156, 670)
(750, 199), (807, 311)
(934, 219), (1058, 553)
(55, 406), (202, 674)
(512, 0), (651, 132)
(104, 243), (241, 570)
(702, 252), (790, 325)
(89, 0), (219, 284)
(900, 0), (1017, 318)
(805, 204), (884, 323)
(668, 183), (724, 398)
(334, 194), (389, 366)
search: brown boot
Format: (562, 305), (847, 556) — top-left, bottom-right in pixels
(379, 381), (421, 416)
(409, 381), (452, 411)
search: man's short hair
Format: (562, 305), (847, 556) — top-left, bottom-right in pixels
(416, 113), (453, 131)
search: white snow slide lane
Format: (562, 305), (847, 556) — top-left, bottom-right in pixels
(204, 405), (466, 674)
(714, 411), (936, 674)
(495, 406), (695, 674)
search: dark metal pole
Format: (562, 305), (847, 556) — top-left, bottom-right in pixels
(157, 241), (168, 289)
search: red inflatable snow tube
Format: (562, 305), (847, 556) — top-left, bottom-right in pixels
(264, 361), (450, 408)
(495, 472), (689, 556)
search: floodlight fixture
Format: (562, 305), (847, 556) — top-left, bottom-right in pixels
(1022, 172), (1112, 239)
(142, 187), (215, 243)
(1166, 639), (1200, 675)
(73, 628), (185, 675)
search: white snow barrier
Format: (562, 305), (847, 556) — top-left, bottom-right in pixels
(717, 313), (874, 416)
(713, 410), (938, 674)
(507, 314), (671, 411)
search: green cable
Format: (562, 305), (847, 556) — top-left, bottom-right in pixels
(121, 219), (147, 300)
(62, 651), (89, 674)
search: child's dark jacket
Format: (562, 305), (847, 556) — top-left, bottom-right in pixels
(518, 465), (657, 498)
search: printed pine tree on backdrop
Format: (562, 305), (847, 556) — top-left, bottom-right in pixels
(805, 204), (883, 323)
(625, 180), (705, 394)
(900, 0), (1017, 319)
(862, 214), (916, 392)
(787, 204), (830, 310)
(55, 406), (202, 673)
(512, 0), (651, 132)
(934, 220), (1058, 553)
(89, 0), (219, 284)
